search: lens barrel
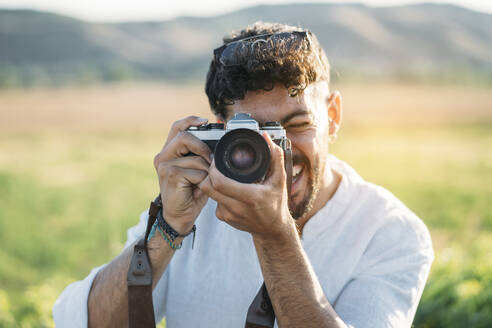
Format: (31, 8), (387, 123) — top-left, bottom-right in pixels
(214, 129), (270, 183)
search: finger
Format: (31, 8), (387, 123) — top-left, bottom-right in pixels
(215, 203), (250, 231)
(193, 187), (206, 200)
(215, 203), (231, 222)
(180, 168), (208, 186)
(206, 160), (263, 201)
(161, 131), (212, 163)
(165, 156), (210, 172)
(199, 174), (246, 207)
(159, 164), (208, 186)
(198, 175), (230, 204)
(262, 132), (286, 187)
(166, 116), (208, 146)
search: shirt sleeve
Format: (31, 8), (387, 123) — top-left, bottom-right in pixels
(334, 212), (434, 328)
(52, 210), (149, 327)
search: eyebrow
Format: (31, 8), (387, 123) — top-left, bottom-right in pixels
(280, 109), (310, 125)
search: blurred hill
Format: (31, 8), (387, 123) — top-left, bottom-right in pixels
(1, 3), (492, 87)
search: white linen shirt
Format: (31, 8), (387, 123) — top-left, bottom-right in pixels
(53, 155), (434, 327)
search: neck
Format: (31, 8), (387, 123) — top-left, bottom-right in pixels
(295, 165), (342, 234)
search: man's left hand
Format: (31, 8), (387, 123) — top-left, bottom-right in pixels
(199, 132), (293, 240)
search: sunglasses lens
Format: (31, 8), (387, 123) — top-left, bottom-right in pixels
(220, 42), (248, 66)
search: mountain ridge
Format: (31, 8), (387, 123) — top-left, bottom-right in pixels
(1, 3), (491, 87)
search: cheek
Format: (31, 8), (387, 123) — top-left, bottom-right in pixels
(288, 128), (330, 163)
(314, 110), (330, 144)
(288, 130), (317, 159)
(316, 108), (330, 132)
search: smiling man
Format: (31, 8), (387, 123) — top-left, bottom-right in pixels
(53, 22), (434, 328)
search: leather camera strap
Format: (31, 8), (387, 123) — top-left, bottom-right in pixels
(127, 196), (161, 328)
(245, 137), (293, 328)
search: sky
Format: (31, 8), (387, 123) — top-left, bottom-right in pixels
(0, 0), (491, 22)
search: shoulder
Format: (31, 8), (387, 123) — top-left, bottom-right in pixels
(361, 179), (431, 247)
(332, 179), (434, 328)
(347, 177), (434, 275)
(329, 155), (434, 268)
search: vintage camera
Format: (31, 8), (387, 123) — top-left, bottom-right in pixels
(187, 113), (289, 183)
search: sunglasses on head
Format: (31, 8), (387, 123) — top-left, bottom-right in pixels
(213, 31), (313, 67)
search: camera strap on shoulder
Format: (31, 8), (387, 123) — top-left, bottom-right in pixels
(126, 138), (293, 328)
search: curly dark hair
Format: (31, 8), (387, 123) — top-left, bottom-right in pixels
(205, 22), (330, 119)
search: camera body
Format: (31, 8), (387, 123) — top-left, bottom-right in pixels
(187, 113), (287, 183)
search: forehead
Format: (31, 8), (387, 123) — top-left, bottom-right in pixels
(227, 83), (324, 123)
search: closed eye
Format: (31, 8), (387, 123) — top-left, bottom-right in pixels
(287, 122), (311, 129)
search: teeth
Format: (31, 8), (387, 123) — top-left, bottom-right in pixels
(293, 165), (302, 179)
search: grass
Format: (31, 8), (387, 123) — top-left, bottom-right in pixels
(0, 82), (491, 327)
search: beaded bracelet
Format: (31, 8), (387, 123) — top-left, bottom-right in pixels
(147, 209), (196, 250)
(158, 222), (183, 250)
(147, 220), (182, 249)
(156, 209), (196, 242)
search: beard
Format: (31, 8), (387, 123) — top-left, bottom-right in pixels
(289, 152), (323, 220)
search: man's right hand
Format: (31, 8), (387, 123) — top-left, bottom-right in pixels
(87, 116), (211, 328)
(153, 116), (212, 234)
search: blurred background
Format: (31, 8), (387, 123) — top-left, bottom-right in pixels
(0, 0), (491, 327)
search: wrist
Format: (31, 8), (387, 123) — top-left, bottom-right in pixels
(159, 195), (196, 235)
(148, 231), (183, 253)
(252, 218), (298, 248)
(155, 208), (196, 249)
(165, 218), (195, 235)
(162, 211), (196, 235)
(156, 226), (185, 250)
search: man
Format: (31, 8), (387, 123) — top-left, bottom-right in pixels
(53, 22), (434, 327)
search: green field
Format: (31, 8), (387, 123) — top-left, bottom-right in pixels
(0, 83), (491, 327)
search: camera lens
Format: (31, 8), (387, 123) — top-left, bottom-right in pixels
(230, 143), (256, 169)
(214, 129), (270, 183)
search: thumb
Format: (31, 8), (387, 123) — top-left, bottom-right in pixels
(262, 132), (286, 187)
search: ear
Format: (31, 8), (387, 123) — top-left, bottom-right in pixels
(327, 91), (342, 136)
